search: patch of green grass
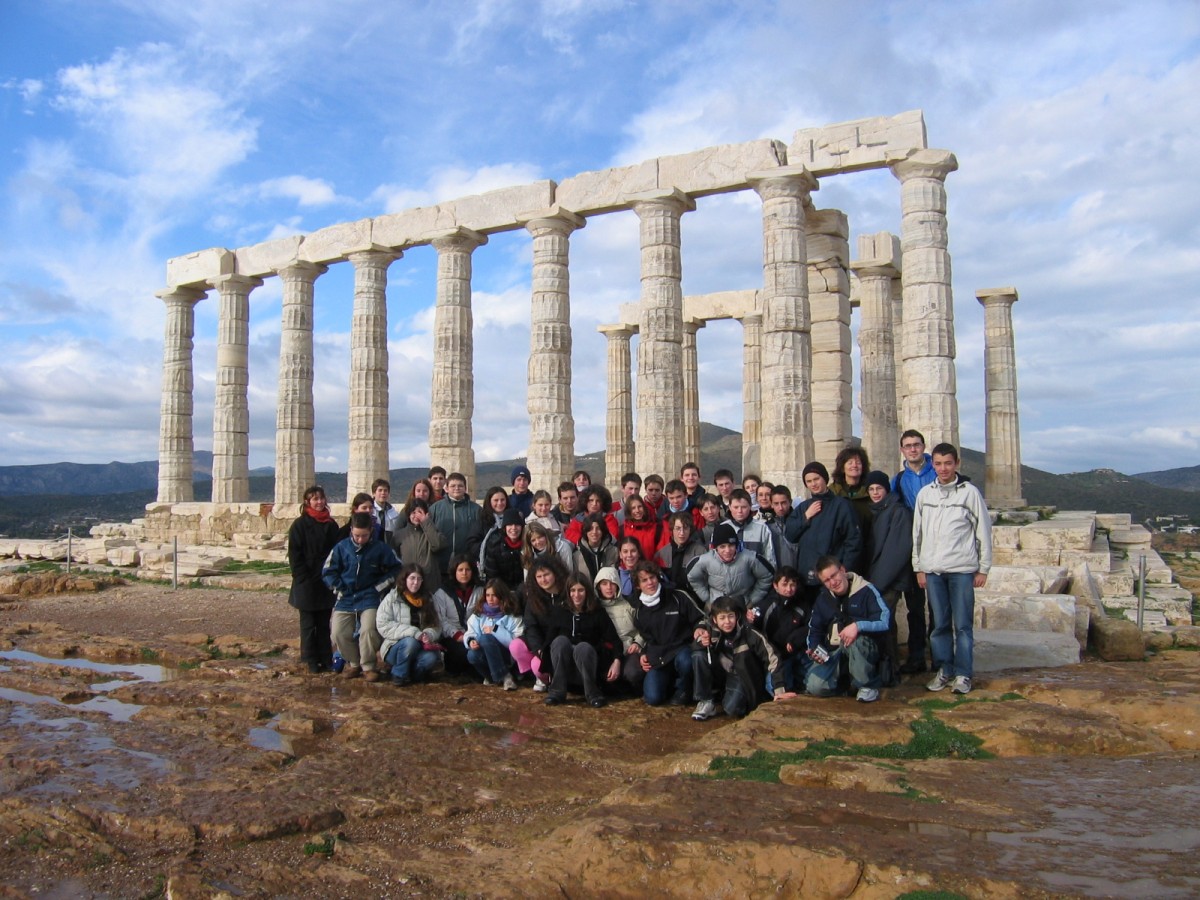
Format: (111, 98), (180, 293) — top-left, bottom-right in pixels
(139, 647), (161, 663)
(15, 827), (47, 851)
(177, 660), (202, 670)
(706, 706), (994, 782)
(303, 833), (335, 857)
(10, 561), (63, 574)
(892, 777), (941, 803)
(222, 560), (290, 574)
(139, 874), (167, 900)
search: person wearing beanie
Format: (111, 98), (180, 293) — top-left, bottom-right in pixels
(783, 461), (863, 599)
(688, 520), (773, 612)
(509, 465), (534, 519)
(865, 471), (913, 686)
(594, 565), (646, 691)
(481, 507), (526, 590)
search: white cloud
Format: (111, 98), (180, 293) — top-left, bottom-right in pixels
(372, 163), (545, 214)
(259, 176), (340, 207)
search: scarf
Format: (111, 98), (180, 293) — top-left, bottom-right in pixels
(481, 601), (503, 619)
(305, 505), (332, 524)
(404, 590), (424, 608)
(639, 584), (662, 608)
(504, 535), (523, 550)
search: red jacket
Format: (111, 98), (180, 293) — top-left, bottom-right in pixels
(607, 514), (667, 562)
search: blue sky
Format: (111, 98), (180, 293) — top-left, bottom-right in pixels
(1, 0), (1197, 477)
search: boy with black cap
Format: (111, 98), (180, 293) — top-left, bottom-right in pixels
(783, 461), (863, 600)
(688, 521), (773, 612)
(508, 465), (534, 518)
(865, 469), (913, 684)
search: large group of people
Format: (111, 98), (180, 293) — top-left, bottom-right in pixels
(287, 431), (992, 720)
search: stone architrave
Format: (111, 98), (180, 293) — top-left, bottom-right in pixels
(156, 286), (206, 503)
(345, 248), (399, 499)
(521, 207), (585, 491)
(274, 261), (327, 509)
(599, 324), (636, 489)
(851, 238), (901, 474)
(977, 287), (1026, 506)
(807, 207), (852, 466)
(738, 312), (763, 475)
(630, 189), (695, 479)
(748, 166), (817, 489)
(210, 273), (263, 503)
(429, 228), (487, 492)
(682, 318), (705, 469)
(890, 149), (960, 448)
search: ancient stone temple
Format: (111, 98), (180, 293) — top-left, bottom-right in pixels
(151, 109), (1024, 539)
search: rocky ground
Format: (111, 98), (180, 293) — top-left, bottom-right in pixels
(0, 579), (1198, 899)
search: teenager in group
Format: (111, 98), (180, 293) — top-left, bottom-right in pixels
(754, 482), (775, 523)
(540, 574), (622, 708)
(510, 558), (571, 692)
(572, 469), (592, 493)
(429, 570), (470, 676)
(722, 488), (776, 567)
(430, 472), (484, 579)
(892, 429), (937, 674)
(767, 485), (799, 570)
(784, 462), (863, 599)
(659, 478), (705, 530)
(697, 494), (724, 547)
(464, 578), (523, 690)
(691, 595), (795, 721)
(742, 474), (761, 507)
(287, 485), (341, 674)
(371, 478), (403, 545)
(523, 521), (575, 574)
(323, 511), (403, 682)
(654, 510), (707, 603)
(614, 536), (644, 596)
(446, 554), (485, 675)
(393, 498), (445, 592)
(712, 469), (737, 519)
(865, 470), (913, 685)
(525, 489), (561, 533)
(629, 560), (703, 707)
(509, 465), (534, 518)
(751, 566), (813, 694)
(830, 446), (874, 535)
(482, 508), (525, 589)
(552, 482), (579, 530)
(574, 513), (617, 580)
(609, 494), (665, 562)
(688, 521), (773, 612)
(680, 462), (704, 510)
(642, 474), (666, 520)
(338, 492), (378, 542)
(399, 478), (435, 526)
(428, 466), (447, 503)
(565, 485), (615, 545)
(805, 556), (891, 702)
(614, 472), (643, 514)
(594, 566), (646, 691)
(377, 563), (444, 687)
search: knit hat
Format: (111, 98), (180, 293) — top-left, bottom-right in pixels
(502, 508), (525, 528)
(802, 461), (829, 482)
(511, 465), (531, 485)
(594, 566), (621, 589)
(712, 522), (739, 548)
(865, 470), (891, 491)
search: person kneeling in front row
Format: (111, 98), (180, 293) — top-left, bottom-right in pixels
(691, 595), (796, 721)
(805, 555), (891, 703)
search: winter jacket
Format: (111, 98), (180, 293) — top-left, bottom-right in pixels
(687, 549), (773, 611)
(376, 589), (442, 657)
(430, 495), (484, 575)
(287, 513), (340, 612)
(481, 529), (525, 589)
(893, 454), (936, 510)
(608, 515), (666, 562)
(464, 609), (525, 648)
(630, 588), (703, 668)
(575, 537), (618, 581)
(540, 605), (621, 672)
(868, 491), (914, 594)
(912, 476), (992, 575)
(783, 490), (863, 585)
(807, 571), (890, 654)
(393, 517), (445, 593)
(374, 501), (403, 544)
(508, 490), (534, 519)
(720, 515), (777, 568)
(430, 588), (466, 641)
(654, 532), (707, 598)
(520, 590), (567, 658)
(598, 594), (643, 653)
(753, 588), (814, 656)
(529, 535), (576, 575)
(322, 537), (403, 613)
(830, 481), (873, 535)
(695, 622), (783, 711)
(768, 517), (800, 571)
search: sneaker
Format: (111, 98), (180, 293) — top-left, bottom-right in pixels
(543, 694), (565, 706)
(362, 670), (381, 683)
(482, 677), (494, 686)
(951, 675), (973, 694)
(532, 678), (548, 693)
(588, 696), (607, 708)
(856, 687), (879, 703)
(926, 671), (952, 692)
(502, 674), (517, 691)
(341, 665), (362, 680)
(669, 691), (690, 707)
(691, 700), (718, 721)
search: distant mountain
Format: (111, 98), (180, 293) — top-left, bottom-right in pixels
(1133, 464), (1200, 493)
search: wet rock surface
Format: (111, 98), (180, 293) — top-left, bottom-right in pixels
(0, 583), (1197, 898)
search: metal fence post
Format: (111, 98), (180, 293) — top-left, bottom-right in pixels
(1136, 554), (1147, 630)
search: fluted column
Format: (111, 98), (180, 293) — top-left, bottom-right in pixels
(890, 149), (960, 448)
(156, 286), (206, 503)
(807, 207), (852, 465)
(599, 324), (636, 488)
(682, 318), (704, 468)
(631, 189), (695, 479)
(522, 207), (585, 491)
(737, 312), (763, 475)
(429, 228), (487, 492)
(210, 273), (263, 503)
(275, 261), (327, 509)
(977, 287), (1025, 506)
(345, 248), (399, 499)
(891, 265), (905, 414)
(748, 166), (817, 488)
(851, 253), (900, 473)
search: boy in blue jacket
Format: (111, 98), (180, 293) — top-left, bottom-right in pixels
(805, 555), (890, 703)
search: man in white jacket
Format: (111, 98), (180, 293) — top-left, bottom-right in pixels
(911, 443), (992, 695)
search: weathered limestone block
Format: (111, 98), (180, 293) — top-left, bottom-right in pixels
(985, 566), (1070, 594)
(975, 593), (1077, 635)
(1019, 519), (1095, 552)
(1109, 524), (1152, 547)
(1091, 614), (1145, 660)
(1058, 535), (1112, 572)
(656, 139), (787, 197)
(554, 161), (659, 215)
(166, 247), (234, 288)
(1008, 549), (1062, 566)
(991, 548), (1015, 566)
(106, 546), (141, 567)
(1095, 513), (1132, 530)
(90, 522), (145, 539)
(678, 290), (758, 322)
(1095, 570), (1135, 597)
(450, 181), (555, 232)
(991, 526), (1021, 549)
(973, 629), (1081, 672)
(790, 110), (927, 175)
(0, 539), (19, 558)
(1122, 609), (1168, 627)
(999, 510), (1040, 525)
(299, 219), (374, 264)
(1103, 595), (1193, 627)
(236, 235), (303, 277)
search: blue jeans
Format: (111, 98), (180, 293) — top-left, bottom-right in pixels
(385, 637), (440, 682)
(642, 649), (693, 706)
(805, 638), (881, 696)
(925, 572), (975, 678)
(467, 633), (513, 683)
(767, 652), (812, 694)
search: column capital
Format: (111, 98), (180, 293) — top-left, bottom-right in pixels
(155, 285), (206, 303)
(735, 311), (763, 326)
(747, 165), (818, 200)
(598, 322), (637, 338)
(629, 188), (696, 216)
(518, 204), (586, 235)
(207, 273), (263, 291)
(430, 227), (487, 252)
(275, 260), (329, 280)
(682, 317), (706, 335)
(888, 148), (958, 182)
(346, 246), (401, 266)
(976, 287), (1019, 306)
(850, 258), (900, 279)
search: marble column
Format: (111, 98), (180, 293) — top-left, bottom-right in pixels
(345, 248), (399, 499)
(156, 286), (206, 503)
(599, 324), (636, 489)
(851, 248), (901, 474)
(807, 207), (852, 466)
(522, 207), (585, 491)
(977, 287), (1026, 507)
(429, 228), (487, 492)
(274, 261), (327, 509)
(682, 318), (704, 470)
(890, 149), (960, 448)
(630, 189), (695, 479)
(748, 166), (817, 488)
(210, 273), (263, 503)
(738, 312), (763, 475)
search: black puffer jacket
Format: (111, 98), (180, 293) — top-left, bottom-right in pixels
(287, 513), (340, 611)
(868, 491), (914, 594)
